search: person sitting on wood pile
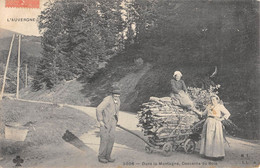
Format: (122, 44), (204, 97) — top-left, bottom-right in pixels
(170, 71), (200, 114)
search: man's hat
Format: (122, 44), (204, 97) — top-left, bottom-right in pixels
(111, 86), (121, 95)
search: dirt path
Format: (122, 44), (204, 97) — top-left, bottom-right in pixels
(66, 104), (260, 168)
(4, 98), (260, 168)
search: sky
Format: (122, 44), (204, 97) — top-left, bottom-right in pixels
(0, 0), (129, 36)
(0, 0), (48, 36)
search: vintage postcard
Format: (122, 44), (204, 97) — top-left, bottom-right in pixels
(0, 0), (259, 167)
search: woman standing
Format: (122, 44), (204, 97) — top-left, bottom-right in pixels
(199, 95), (231, 160)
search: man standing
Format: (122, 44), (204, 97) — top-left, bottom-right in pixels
(96, 86), (121, 163)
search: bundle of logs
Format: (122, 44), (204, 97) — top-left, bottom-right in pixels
(137, 97), (201, 137)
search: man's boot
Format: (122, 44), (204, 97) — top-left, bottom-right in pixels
(106, 158), (115, 162)
(98, 157), (108, 163)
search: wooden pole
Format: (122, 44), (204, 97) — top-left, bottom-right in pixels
(25, 64), (28, 88)
(16, 35), (21, 99)
(0, 34), (15, 100)
(116, 124), (154, 147)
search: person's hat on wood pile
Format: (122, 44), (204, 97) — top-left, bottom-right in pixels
(173, 71), (182, 77)
(111, 86), (121, 95)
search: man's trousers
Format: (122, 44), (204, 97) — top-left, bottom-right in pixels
(98, 119), (116, 159)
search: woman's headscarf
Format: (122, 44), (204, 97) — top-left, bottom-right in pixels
(173, 71), (182, 77)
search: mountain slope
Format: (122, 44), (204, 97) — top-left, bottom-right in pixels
(0, 29), (42, 93)
(0, 36), (42, 59)
(20, 79), (90, 106)
(0, 28), (22, 39)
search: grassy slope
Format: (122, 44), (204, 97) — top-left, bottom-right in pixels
(0, 28), (21, 39)
(78, 53), (153, 110)
(0, 99), (96, 167)
(1, 99), (96, 145)
(20, 79), (91, 106)
(0, 36), (42, 60)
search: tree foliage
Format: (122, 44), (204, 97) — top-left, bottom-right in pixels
(33, 0), (128, 90)
(125, 0), (258, 67)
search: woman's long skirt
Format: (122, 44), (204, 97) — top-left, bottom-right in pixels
(200, 118), (225, 157)
(170, 91), (194, 108)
